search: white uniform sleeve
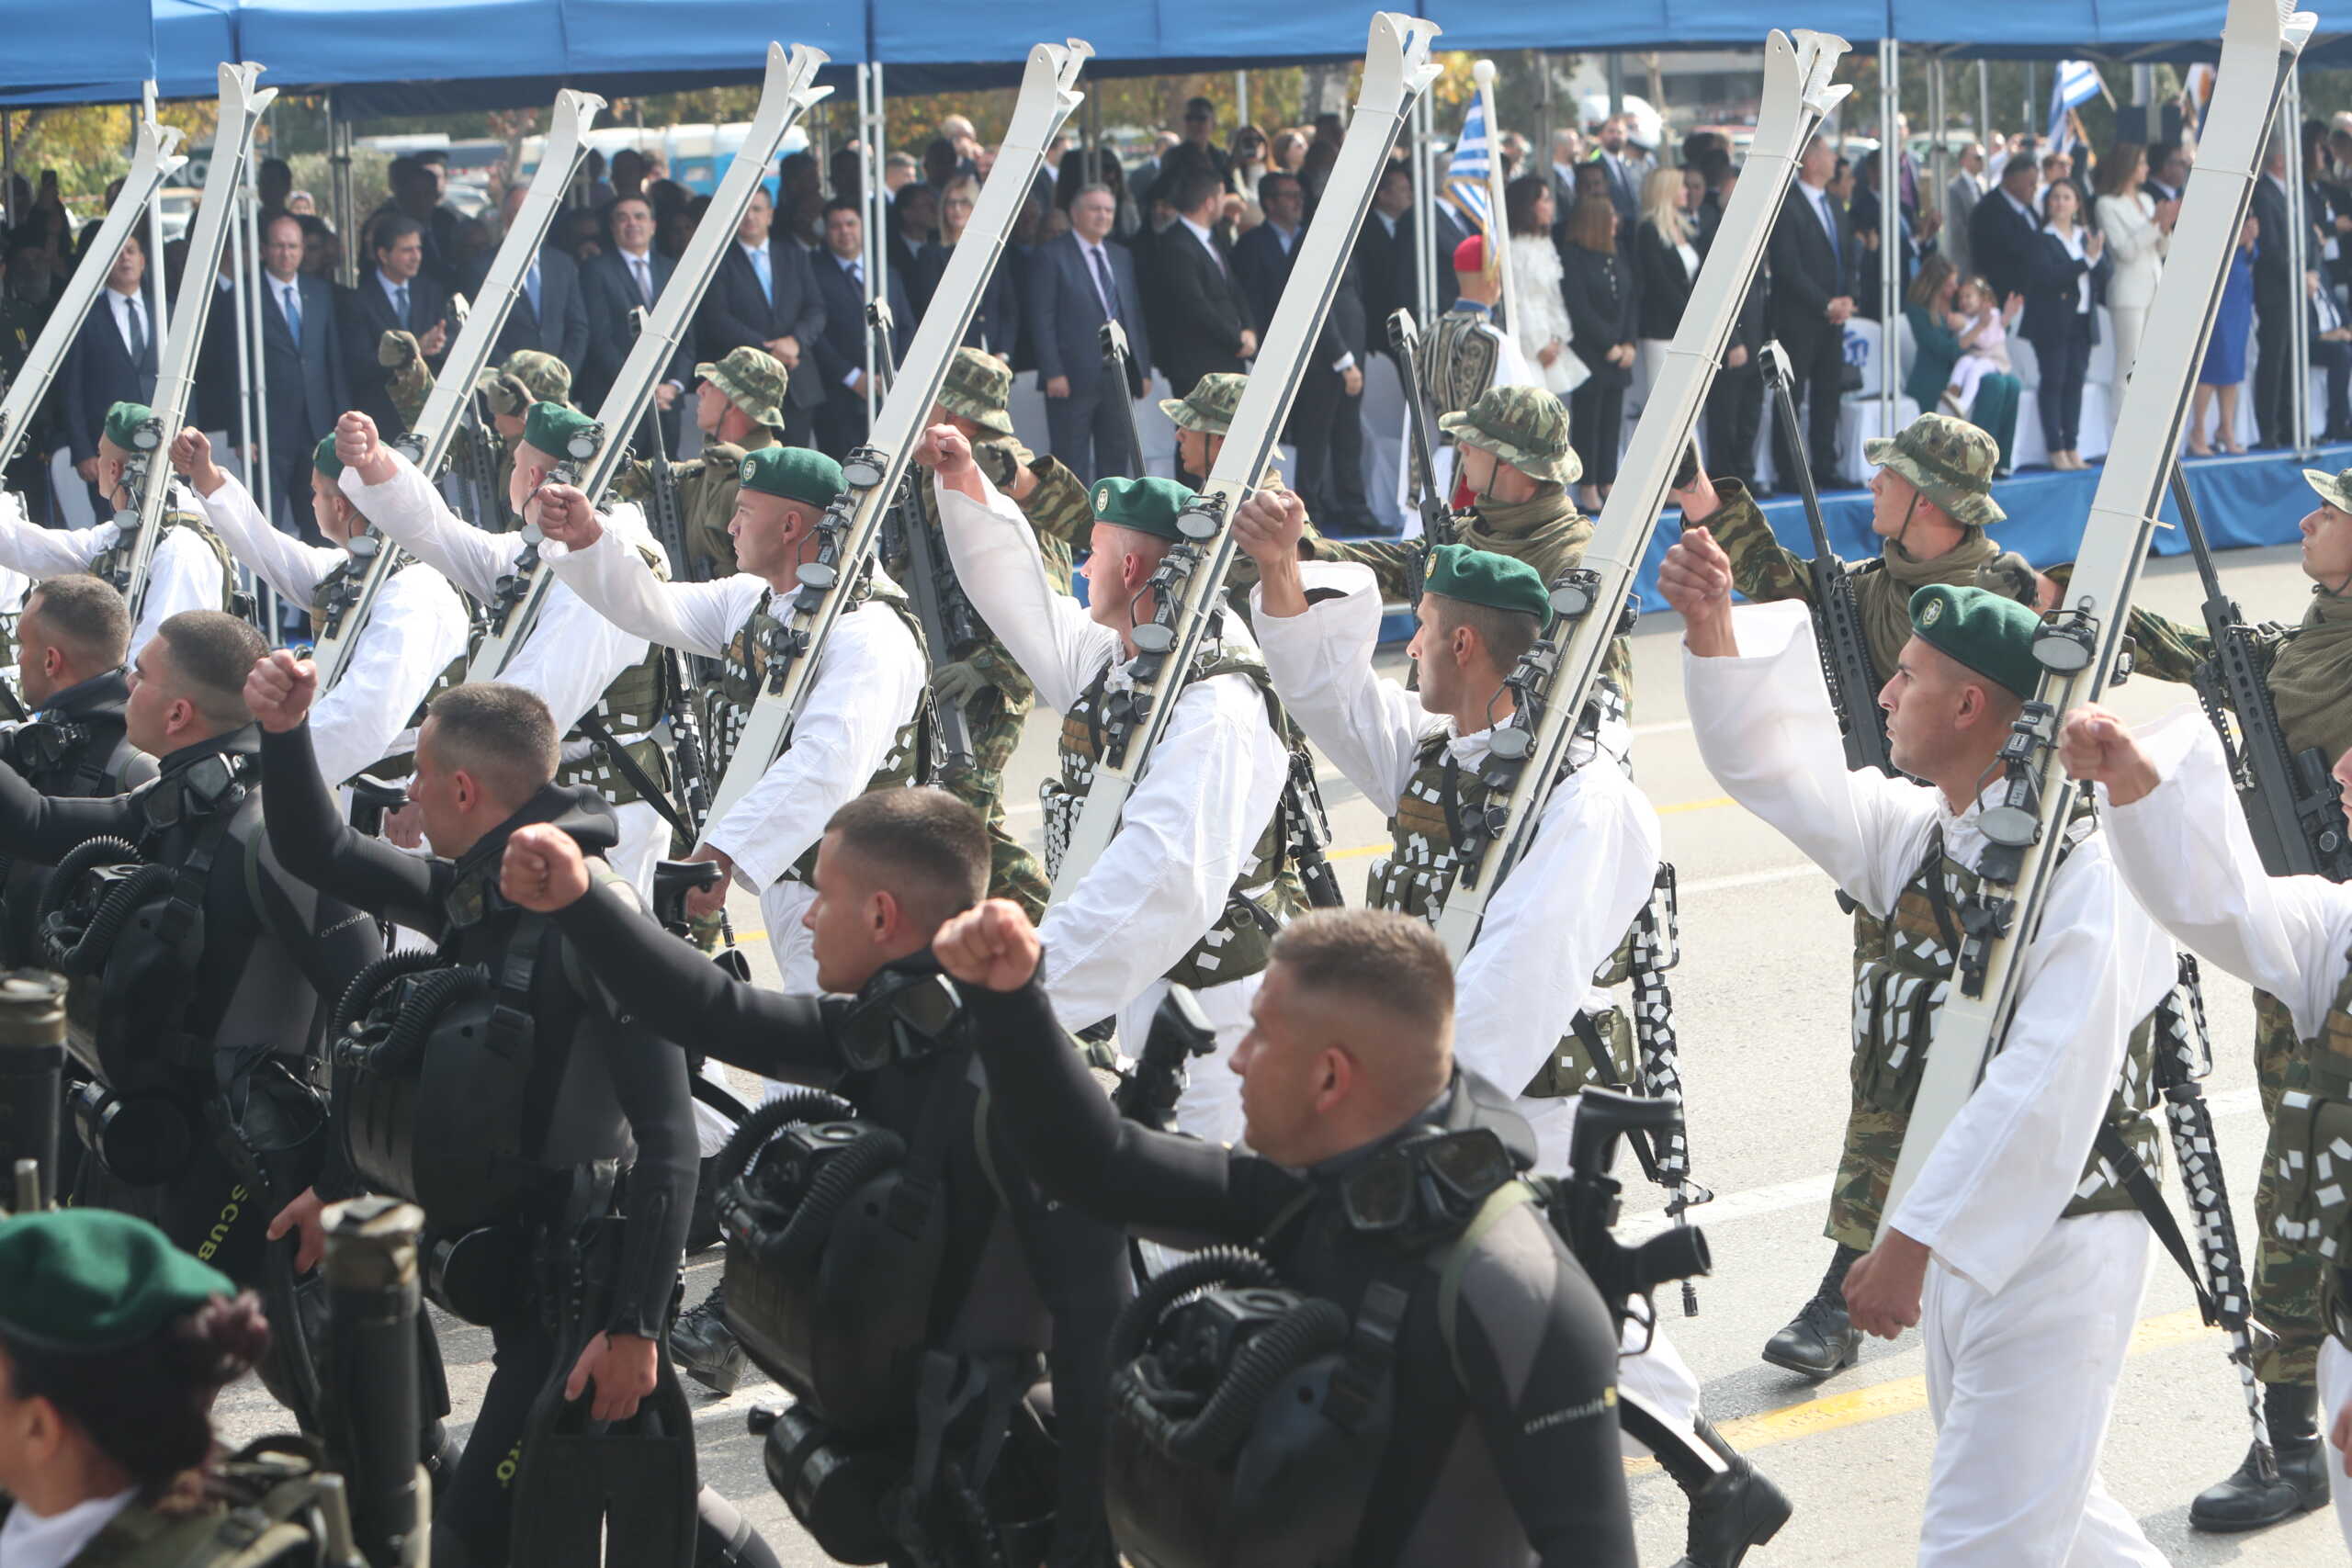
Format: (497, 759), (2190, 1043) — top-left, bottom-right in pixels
(131, 528), (226, 667)
(2104, 705), (2352, 1039)
(1684, 617), (1937, 917)
(540, 531), (760, 660)
(306, 566), (470, 788)
(494, 577), (650, 739)
(933, 471), (1117, 714)
(1250, 562), (1428, 815)
(1453, 764), (1662, 1097)
(1036, 670), (1289, 1030)
(0, 494), (112, 581)
(703, 599), (927, 892)
(191, 471), (334, 605)
(339, 453), (522, 605)
(1888, 836), (2177, 1294)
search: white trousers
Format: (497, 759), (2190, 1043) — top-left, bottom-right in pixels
(608, 798), (665, 904)
(1919, 1210), (2163, 1567)
(2318, 1334), (2352, 1548)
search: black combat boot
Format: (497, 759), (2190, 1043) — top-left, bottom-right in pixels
(2188, 1382), (2330, 1530)
(1657, 1417), (1793, 1568)
(1760, 1243), (1864, 1380)
(672, 1281), (751, 1396)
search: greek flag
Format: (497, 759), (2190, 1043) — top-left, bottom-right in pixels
(1446, 95), (1494, 232)
(2048, 60), (2104, 152)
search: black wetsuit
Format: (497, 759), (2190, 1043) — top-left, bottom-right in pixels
(256, 718), (754, 1567)
(956, 976), (1639, 1568)
(553, 880), (1126, 1567)
(0, 724), (377, 1292)
(0, 671), (157, 963)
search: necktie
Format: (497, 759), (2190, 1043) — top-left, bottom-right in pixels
(632, 255), (652, 307)
(123, 296), (147, 365)
(848, 257), (864, 288)
(1091, 246), (1118, 321)
(751, 245), (773, 302)
(394, 282), (411, 329)
(282, 283), (301, 348)
(525, 261), (541, 319)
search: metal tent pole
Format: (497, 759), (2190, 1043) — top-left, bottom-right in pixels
(329, 93), (356, 288)
(1537, 51), (1554, 164)
(1237, 71), (1250, 130)
(861, 62), (887, 423)
(1414, 91), (1436, 333)
(244, 160), (275, 573)
(3, 111), (15, 232)
(2286, 73), (2312, 453)
(1881, 38), (1901, 442)
(1977, 59), (1991, 141)
(1928, 55), (1949, 199)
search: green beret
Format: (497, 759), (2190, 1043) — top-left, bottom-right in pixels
(1090, 475), (1193, 543)
(520, 401), (600, 463)
(0, 1209), (236, 1352)
(1424, 543), (1548, 621)
(737, 444), (843, 511)
(101, 401), (159, 455)
(1908, 583), (2041, 701)
(312, 434), (344, 482)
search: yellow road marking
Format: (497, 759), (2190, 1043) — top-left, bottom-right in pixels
(1627, 1308), (2210, 1471)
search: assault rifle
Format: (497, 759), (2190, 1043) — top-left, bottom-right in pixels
(1387, 308), (1453, 604)
(1550, 1088), (1711, 1347)
(1760, 337), (1894, 775)
(1101, 320), (1148, 477)
(865, 299), (976, 773)
(2174, 467), (2352, 878)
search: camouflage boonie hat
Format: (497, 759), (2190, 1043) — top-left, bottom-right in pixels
(1159, 372), (1249, 434)
(1863, 412), (2005, 529)
(2304, 467), (2352, 513)
(478, 350), (573, 418)
(694, 345), (787, 430)
(937, 347), (1015, 437)
(1439, 385), (1580, 485)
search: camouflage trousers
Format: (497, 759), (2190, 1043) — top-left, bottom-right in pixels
(1521, 1007), (1637, 1099)
(941, 685), (1050, 923)
(1826, 905), (1895, 1252)
(2252, 988), (2326, 1385)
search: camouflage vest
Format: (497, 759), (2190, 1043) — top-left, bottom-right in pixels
(551, 542), (673, 812)
(92, 493), (240, 612)
(710, 574), (926, 880)
(1040, 642), (1308, 990)
(2269, 948), (2352, 1266)
(1425, 307), (1503, 426)
(1368, 728), (1641, 1094)
(1856, 816), (2162, 1221)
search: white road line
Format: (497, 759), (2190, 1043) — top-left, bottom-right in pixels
(1677, 863), (1826, 896)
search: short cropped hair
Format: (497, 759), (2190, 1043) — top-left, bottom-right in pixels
(155, 612), (265, 728)
(424, 683), (558, 806)
(825, 786), (989, 924)
(1172, 168), (1224, 216)
(25, 574), (130, 669)
(1271, 908), (1454, 1039)
(1433, 593), (1542, 673)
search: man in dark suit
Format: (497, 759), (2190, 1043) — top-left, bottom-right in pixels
(579, 193), (690, 444)
(1766, 135), (1857, 483)
(1235, 172), (1372, 527)
(474, 186), (590, 374)
(696, 186), (826, 446)
(59, 232), (158, 514)
(1592, 115), (1642, 228)
(1147, 168), (1256, 411)
(367, 156), (464, 294)
(254, 213), (347, 541)
(339, 213), (450, 437)
(808, 199), (913, 459)
(2254, 141), (2300, 448)
(1028, 183), (1149, 484)
(1967, 153), (2043, 309)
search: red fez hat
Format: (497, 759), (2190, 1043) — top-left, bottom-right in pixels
(1453, 233), (1487, 273)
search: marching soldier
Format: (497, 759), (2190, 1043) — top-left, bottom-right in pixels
(383, 332), (574, 532)
(2021, 467), (2352, 1529)
(333, 404), (676, 896)
(926, 430), (1307, 1146)
(0, 574), (157, 964)
(889, 346), (1074, 919)
(1672, 412), (2015, 1380)
(1237, 505), (1790, 1568)
(2058, 700), (2352, 1551)
(172, 428), (468, 794)
(245, 657), (777, 1568)
(0, 402), (239, 662)
(615, 344), (789, 581)
(1667, 531), (2179, 1565)
(497, 788), (1126, 1560)
(1420, 234), (1535, 497)
(531, 442), (928, 1392)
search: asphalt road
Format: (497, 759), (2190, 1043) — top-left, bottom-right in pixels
(218, 536), (2350, 1564)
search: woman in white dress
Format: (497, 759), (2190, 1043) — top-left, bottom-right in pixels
(1505, 176), (1585, 400)
(2093, 141), (2177, 395)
